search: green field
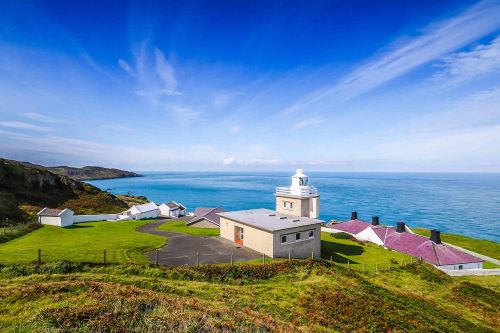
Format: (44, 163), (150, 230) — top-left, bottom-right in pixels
(413, 228), (500, 260)
(157, 219), (220, 236)
(0, 260), (498, 332)
(0, 220), (164, 264)
(321, 232), (411, 270)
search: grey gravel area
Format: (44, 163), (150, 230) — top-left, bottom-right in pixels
(137, 220), (261, 266)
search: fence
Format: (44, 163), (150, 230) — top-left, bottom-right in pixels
(0, 247), (417, 272)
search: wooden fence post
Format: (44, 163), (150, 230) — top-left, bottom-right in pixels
(38, 249), (42, 265)
(347, 259), (350, 269)
(311, 251), (314, 260)
(330, 255), (333, 262)
(230, 254), (233, 265)
(362, 263), (365, 271)
(103, 249), (107, 265)
(196, 252), (199, 266)
(375, 263), (378, 271)
(155, 250), (159, 266)
(262, 253), (265, 264)
(288, 252), (291, 262)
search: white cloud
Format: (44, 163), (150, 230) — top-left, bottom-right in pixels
(290, 117), (324, 130)
(432, 36), (500, 85)
(280, 0), (500, 115)
(167, 105), (199, 125)
(119, 42), (181, 105)
(229, 125), (241, 134)
(0, 121), (53, 132)
(20, 112), (64, 124)
(222, 157), (281, 166)
(223, 157), (236, 165)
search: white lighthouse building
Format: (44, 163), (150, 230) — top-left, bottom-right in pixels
(275, 169), (320, 218)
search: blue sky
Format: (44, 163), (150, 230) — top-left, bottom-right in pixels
(1, 0), (500, 171)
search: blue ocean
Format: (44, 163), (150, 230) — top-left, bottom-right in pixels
(87, 172), (500, 242)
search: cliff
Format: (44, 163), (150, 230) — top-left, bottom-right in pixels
(0, 158), (129, 223)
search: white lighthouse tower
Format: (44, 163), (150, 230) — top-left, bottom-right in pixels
(275, 169), (320, 218)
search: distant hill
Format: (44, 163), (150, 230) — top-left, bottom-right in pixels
(0, 158), (130, 223)
(43, 165), (142, 181)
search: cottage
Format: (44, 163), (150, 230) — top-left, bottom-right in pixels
(325, 212), (483, 270)
(38, 208), (74, 227)
(219, 209), (322, 258)
(125, 202), (160, 220)
(159, 201), (187, 218)
(187, 207), (225, 228)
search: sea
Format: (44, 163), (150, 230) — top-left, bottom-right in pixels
(87, 172), (500, 242)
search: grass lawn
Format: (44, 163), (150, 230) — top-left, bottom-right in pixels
(0, 220), (164, 265)
(413, 228), (500, 261)
(157, 219), (220, 236)
(321, 232), (412, 270)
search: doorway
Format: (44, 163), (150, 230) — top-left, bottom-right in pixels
(234, 226), (244, 245)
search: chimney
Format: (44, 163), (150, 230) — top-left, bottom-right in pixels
(351, 211), (358, 220)
(372, 216), (379, 226)
(430, 229), (441, 244)
(396, 222), (405, 233)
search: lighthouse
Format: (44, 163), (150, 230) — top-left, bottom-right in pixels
(275, 169), (320, 218)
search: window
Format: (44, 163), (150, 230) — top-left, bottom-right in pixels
(240, 228), (244, 240)
(281, 235), (287, 244)
(283, 201), (293, 210)
(458, 265), (463, 270)
(308, 230), (314, 239)
(296, 233), (301, 240)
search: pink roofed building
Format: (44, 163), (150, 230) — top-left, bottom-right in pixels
(324, 212), (483, 270)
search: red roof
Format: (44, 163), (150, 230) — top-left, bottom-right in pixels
(328, 219), (370, 234)
(383, 232), (482, 266)
(327, 219), (482, 266)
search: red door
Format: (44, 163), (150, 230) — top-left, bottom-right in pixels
(234, 226), (244, 245)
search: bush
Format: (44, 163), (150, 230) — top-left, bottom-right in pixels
(331, 232), (355, 240)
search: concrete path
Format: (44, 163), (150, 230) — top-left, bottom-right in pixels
(138, 220), (261, 266)
(439, 268), (500, 276)
(443, 242), (500, 266)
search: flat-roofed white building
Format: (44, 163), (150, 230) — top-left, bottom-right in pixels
(218, 208), (322, 258)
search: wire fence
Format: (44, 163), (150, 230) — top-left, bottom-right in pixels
(0, 248), (419, 272)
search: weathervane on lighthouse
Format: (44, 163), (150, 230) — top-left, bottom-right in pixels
(275, 169), (320, 218)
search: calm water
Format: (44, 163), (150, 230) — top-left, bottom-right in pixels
(87, 172), (500, 242)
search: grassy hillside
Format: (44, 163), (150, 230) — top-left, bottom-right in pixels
(46, 165), (141, 180)
(0, 220), (165, 264)
(0, 158), (129, 223)
(413, 228), (500, 260)
(0, 260), (498, 332)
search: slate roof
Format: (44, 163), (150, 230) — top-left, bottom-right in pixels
(218, 208), (323, 232)
(130, 202), (159, 213)
(187, 207), (225, 226)
(383, 231), (482, 266)
(329, 219), (370, 234)
(327, 219), (482, 266)
(38, 208), (65, 217)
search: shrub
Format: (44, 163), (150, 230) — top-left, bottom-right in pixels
(331, 232), (355, 240)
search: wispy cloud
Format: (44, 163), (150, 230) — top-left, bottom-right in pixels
(119, 42), (181, 105)
(290, 117), (324, 130)
(222, 157), (281, 166)
(20, 112), (64, 124)
(166, 105), (199, 126)
(0, 121), (53, 132)
(432, 35), (500, 85)
(280, 0), (500, 115)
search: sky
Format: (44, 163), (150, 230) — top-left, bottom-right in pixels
(0, 0), (500, 172)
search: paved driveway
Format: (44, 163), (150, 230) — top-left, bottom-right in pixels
(138, 220), (261, 266)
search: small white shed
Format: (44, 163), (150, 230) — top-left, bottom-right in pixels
(126, 202), (160, 220)
(38, 208), (74, 227)
(159, 201), (187, 218)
